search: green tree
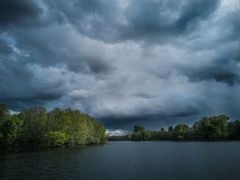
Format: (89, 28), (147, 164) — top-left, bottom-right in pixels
(133, 125), (145, 133)
(0, 104), (9, 118)
(47, 131), (69, 147)
(142, 131), (152, 140)
(173, 124), (191, 139)
(168, 126), (173, 132)
(0, 104), (107, 148)
(0, 116), (18, 146)
(18, 107), (49, 146)
(193, 115), (230, 139)
(160, 128), (165, 132)
(229, 120), (240, 139)
(0, 105), (19, 146)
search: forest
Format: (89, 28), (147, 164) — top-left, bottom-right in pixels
(2, 102), (240, 148)
(0, 104), (107, 148)
(110, 115), (240, 141)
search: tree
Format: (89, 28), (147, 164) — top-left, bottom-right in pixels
(131, 132), (142, 141)
(133, 125), (145, 133)
(95, 122), (107, 143)
(0, 105), (19, 146)
(168, 126), (173, 132)
(142, 131), (152, 140)
(229, 120), (240, 139)
(0, 104), (107, 148)
(193, 115), (230, 139)
(173, 124), (191, 139)
(0, 116), (18, 146)
(19, 107), (48, 146)
(47, 131), (69, 147)
(160, 128), (165, 132)
(0, 104), (9, 118)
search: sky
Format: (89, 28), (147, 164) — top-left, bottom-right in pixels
(0, 0), (240, 133)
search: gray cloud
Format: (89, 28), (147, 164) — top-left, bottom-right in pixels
(0, 41), (12, 55)
(0, 0), (42, 26)
(0, 0), (240, 129)
(122, 0), (220, 42)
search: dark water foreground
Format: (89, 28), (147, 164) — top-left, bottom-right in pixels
(1, 141), (240, 180)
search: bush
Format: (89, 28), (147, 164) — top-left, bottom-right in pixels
(47, 131), (69, 147)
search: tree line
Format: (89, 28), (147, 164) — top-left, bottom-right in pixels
(109, 115), (240, 141)
(0, 104), (107, 148)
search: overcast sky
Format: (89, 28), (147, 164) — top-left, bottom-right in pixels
(0, 0), (240, 131)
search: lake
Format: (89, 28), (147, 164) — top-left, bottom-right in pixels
(1, 141), (240, 180)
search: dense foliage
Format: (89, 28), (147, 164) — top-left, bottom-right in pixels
(0, 104), (107, 148)
(111, 115), (240, 141)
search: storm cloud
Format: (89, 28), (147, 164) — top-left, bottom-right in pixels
(0, 0), (240, 130)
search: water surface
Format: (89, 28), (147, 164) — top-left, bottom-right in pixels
(1, 141), (240, 180)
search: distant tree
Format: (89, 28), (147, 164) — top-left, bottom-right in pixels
(142, 131), (152, 140)
(132, 132), (142, 141)
(193, 115), (230, 139)
(108, 135), (130, 141)
(168, 126), (173, 132)
(173, 124), (191, 139)
(229, 120), (240, 139)
(133, 125), (145, 133)
(129, 115), (238, 141)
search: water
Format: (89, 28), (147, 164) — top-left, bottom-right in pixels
(1, 141), (240, 180)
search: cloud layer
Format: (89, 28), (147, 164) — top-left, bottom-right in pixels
(0, 0), (240, 130)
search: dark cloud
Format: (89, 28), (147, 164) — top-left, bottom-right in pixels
(182, 63), (240, 85)
(123, 0), (219, 42)
(0, 0), (240, 130)
(0, 61), (66, 107)
(67, 56), (114, 74)
(0, 0), (42, 26)
(177, 0), (219, 30)
(131, 92), (156, 99)
(45, 0), (219, 43)
(101, 112), (201, 130)
(44, 0), (120, 42)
